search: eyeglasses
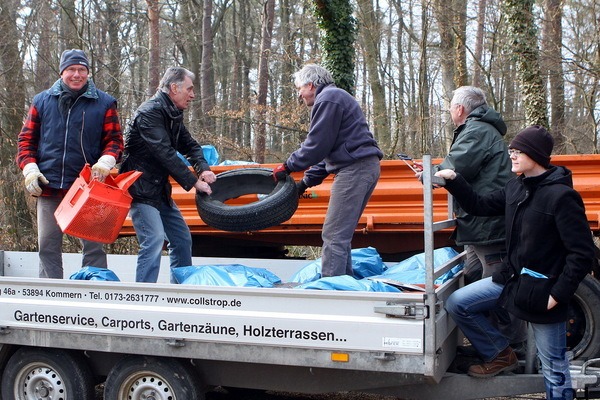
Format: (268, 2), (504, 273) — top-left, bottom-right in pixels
(508, 149), (523, 157)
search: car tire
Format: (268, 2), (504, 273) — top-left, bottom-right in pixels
(196, 167), (299, 232)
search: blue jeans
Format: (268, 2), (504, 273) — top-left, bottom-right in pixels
(465, 244), (527, 345)
(130, 201), (192, 283)
(446, 277), (573, 399)
(532, 322), (573, 400)
(321, 155), (380, 277)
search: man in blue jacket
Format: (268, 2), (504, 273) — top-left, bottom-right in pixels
(273, 64), (383, 277)
(17, 49), (123, 279)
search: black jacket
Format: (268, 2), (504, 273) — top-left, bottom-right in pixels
(445, 166), (594, 324)
(120, 91), (210, 208)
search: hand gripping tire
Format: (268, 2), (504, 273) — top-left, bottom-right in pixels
(196, 167), (299, 232)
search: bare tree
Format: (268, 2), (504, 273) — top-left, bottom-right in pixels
(254, 0), (275, 163)
(472, 0), (487, 88)
(0, 0), (36, 250)
(201, 0), (216, 133)
(503, 0), (548, 127)
(146, 0), (160, 96)
(356, 0), (391, 148)
(542, 0), (566, 151)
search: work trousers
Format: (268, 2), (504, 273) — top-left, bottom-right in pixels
(37, 196), (107, 279)
(321, 155), (380, 277)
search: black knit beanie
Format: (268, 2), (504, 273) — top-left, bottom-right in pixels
(59, 49), (90, 74)
(509, 125), (554, 168)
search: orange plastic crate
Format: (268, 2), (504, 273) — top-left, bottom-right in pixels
(55, 165), (141, 244)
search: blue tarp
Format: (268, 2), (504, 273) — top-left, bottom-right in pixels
(170, 247), (463, 292)
(172, 264), (281, 287)
(289, 247), (386, 284)
(177, 145), (220, 166)
(296, 275), (401, 292)
(69, 266), (120, 281)
(374, 247), (463, 285)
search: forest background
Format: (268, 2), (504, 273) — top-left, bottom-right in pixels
(0, 0), (598, 255)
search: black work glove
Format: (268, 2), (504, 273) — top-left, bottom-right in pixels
(296, 180), (308, 197)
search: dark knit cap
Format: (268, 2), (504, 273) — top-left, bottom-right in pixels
(59, 49), (89, 74)
(509, 125), (554, 168)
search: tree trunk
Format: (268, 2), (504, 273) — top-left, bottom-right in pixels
(146, 0), (160, 96)
(432, 0), (457, 150)
(313, 0), (357, 93)
(356, 0), (391, 150)
(472, 0), (487, 88)
(201, 0), (216, 133)
(105, 0), (121, 99)
(542, 0), (566, 152)
(0, 0), (37, 250)
(253, 0), (275, 163)
(503, 0), (548, 127)
(34, 0), (54, 92)
(453, 0), (468, 87)
(419, 0), (431, 154)
(59, 0), (79, 49)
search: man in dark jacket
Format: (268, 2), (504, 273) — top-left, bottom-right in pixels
(120, 67), (215, 283)
(438, 126), (595, 399)
(272, 64), (383, 277)
(437, 86), (514, 284)
(17, 49), (123, 279)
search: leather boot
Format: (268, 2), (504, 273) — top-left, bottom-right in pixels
(467, 346), (519, 378)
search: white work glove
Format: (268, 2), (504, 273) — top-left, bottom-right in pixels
(23, 163), (49, 196)
(91, 155), (116, 181)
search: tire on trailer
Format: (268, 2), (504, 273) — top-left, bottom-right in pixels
(103, 355), (205, 400)
(568, 274), (600, 359)
(1, 347), (95, 400)
(196, 167), (299, 232)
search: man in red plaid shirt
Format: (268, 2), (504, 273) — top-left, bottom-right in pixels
(16, 49), (123, 279)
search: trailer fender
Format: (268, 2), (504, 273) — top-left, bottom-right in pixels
(103, 355), (205, 400)
(569, 275), (600, 359)
(196, 168), (299, 232)
(0, 347), (94, 400)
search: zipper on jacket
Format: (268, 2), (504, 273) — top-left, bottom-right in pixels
(60, 96), (84, 188)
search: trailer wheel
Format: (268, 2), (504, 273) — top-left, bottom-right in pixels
(0, 347), (94, 400)
(196, 168), (298, 232)
(568, 275), (600, 359)
(103, 356), (204, 400)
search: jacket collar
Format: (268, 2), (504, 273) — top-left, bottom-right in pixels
(48, 78), (99, 99)
(154, 91), (183, 122)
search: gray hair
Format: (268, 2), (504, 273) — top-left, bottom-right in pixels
(158, 67), (195, 93)
(293, 64), (334, 88)
(451, 86), (488, 114)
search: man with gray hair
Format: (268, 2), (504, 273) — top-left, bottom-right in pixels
(432, 85), (527, 355)
(273, 64), (383, 277)
(120, 67), (216, 283)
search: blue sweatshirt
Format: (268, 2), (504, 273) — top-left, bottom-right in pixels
(286, 84), (383, 187)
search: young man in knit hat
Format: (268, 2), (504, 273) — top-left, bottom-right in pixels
(16, 49), (124, 279)
(435, 125), (595, 399)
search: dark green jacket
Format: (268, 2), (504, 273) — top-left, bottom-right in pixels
(436, 105), (513, 245)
